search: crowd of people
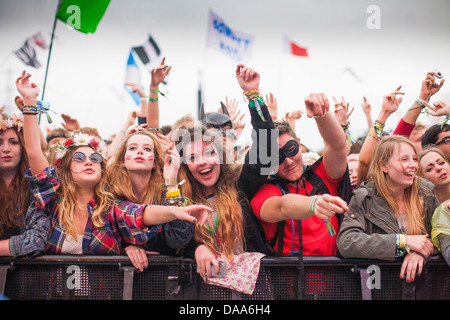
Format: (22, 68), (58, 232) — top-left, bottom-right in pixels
(0, 61), (449, 294)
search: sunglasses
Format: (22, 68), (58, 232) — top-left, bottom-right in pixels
(436, 137), (450, 146)
(72, 151), (103, 164)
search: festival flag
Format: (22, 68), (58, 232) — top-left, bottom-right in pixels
(125, 50), (144, 105)
(14, 40), (41, 68)
(28, 32), (48, 49)
(132, 35), (164, 74)
(284, 35), (309, 57)
(206, 10), (255, 62)
(56, 0), (110, 34)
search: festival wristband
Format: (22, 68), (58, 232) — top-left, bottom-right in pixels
(166, 189), (181, 199)
(310, 196), (336, 237)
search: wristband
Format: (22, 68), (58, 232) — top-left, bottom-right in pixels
(149, 97), (158, 102)
(439, 115), (450, 128)
(310, 195), (319, 213)
(150, 89), (159, 94)
(22, 105), (38, 113)
(166, 189), (181, 199)
(415, 98), (426, 107)
(165, 179), (178, 186)
(373, 121), (384, 140)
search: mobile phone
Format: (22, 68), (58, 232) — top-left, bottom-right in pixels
(197, 261), (226, 278)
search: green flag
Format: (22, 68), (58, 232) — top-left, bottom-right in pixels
(56, 0), (110, 34)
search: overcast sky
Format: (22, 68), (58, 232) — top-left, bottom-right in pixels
(1, 0), (450, 151)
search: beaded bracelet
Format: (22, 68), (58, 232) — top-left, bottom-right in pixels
(341, 122), (356, 146)
(244, 89), (266, 122)
(373, 120), (384, 140)
(22, 105), (38, 114)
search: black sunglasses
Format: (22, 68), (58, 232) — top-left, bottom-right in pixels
(436, 137), (450, 146)
(72, 151), (103, 163)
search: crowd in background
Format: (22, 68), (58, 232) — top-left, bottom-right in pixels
(0, 61), (449, 294)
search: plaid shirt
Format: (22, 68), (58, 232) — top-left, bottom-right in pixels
(25, 166), (161, 255)
(8, 202), (51, 258)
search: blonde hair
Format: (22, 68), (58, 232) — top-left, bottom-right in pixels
(105, 131), (165, 204)
(367, 135), (426, 235)
(176, 126), (244, 261)
(56, 145), (114, 239)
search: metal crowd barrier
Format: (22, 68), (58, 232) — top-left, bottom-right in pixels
(0, 255), (448, 300)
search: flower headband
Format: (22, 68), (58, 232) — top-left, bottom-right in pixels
(0, 113), (23, 133)
(54, 132), (108, 167)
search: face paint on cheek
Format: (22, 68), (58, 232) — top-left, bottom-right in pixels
(125, 155), (131, 161)
(148, 156), (154, 161)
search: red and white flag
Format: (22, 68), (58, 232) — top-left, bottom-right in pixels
(284, 36), (308, 57)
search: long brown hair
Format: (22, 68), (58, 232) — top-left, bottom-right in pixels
(367, 135), (426, 235)
(0, 124), (30, 237)
(175, 126), (244, 261)
(56, 145), (114, 239)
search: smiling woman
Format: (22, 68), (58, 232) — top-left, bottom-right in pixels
(419, 147), (450, 203)
(337, 135), (440, 282)
(13, 70), (213, 256)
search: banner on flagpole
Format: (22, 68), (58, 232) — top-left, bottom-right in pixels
(283, 35), (309, 57)
(206, 10), (255, 62)
(125, 50), (144, 105)
(13, 31), (50, 69)
(132, 35), (165, 74)
(56, 0), (110, 34)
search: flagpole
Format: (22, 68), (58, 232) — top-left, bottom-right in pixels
(41, 0), (61, 101)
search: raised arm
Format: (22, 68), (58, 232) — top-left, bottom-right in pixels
(304, 93), (347, 180)
(15, 71), (49, 175)
(357, 86), (404, 186)
(147, 58), (171, 130)
(395, 72), (445, 135)
(235, 64), (276, 198)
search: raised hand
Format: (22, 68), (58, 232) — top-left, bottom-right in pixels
(235, 64), (260, 92)
(124, 82), (146, 98)
(61, 113), (81, 131)
(333, 96), (354, 125)
(423, 100), (450, 117)
(15, 70), (40, 102)
(265, 92), (278, 121)
(150, 57), (171, 89)
(419, 71), (445, 101)
(382, 85), (404, 114)
(163, 143), (180, 182)
(304, 93), (330, 118)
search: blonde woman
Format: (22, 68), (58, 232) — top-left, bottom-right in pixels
(15, 70), (212, 256)
(337, 135), (439, 282)
(419, 147), (450, 203)
(106, 130), (196, 270)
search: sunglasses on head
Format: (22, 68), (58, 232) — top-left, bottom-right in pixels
(436, 137), (450, 146)
(71, 151), (103, 164)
